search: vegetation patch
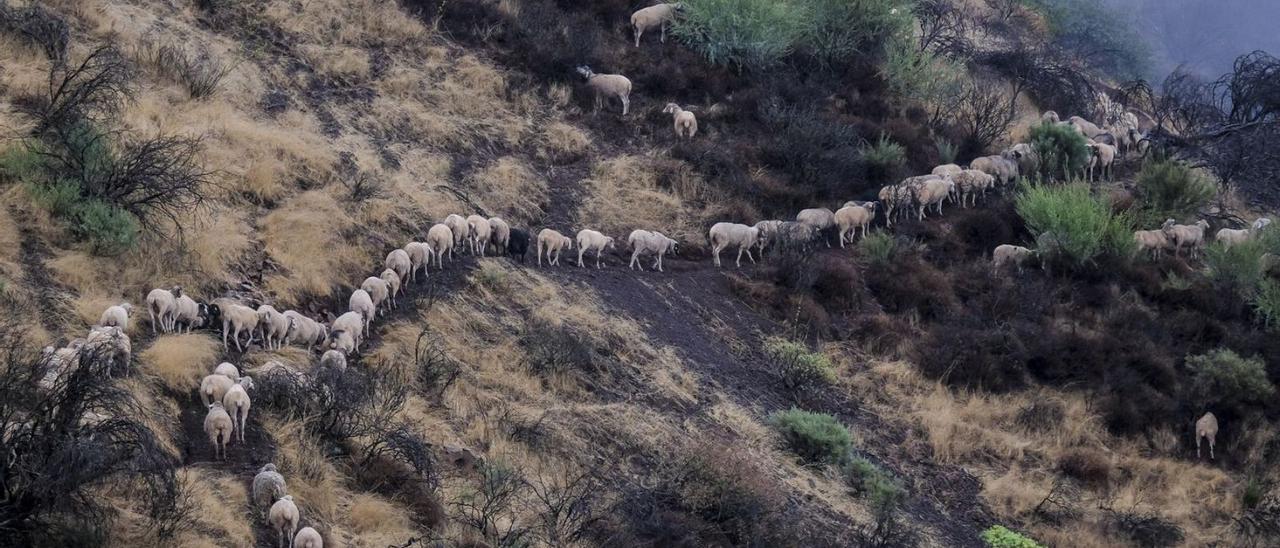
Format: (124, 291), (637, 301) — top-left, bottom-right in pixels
(769, 408), (852, 464)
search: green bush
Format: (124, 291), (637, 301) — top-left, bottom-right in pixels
(673, 0), (803, 70)
(1186, 349), (1275, 410)
(934, 138), (958, 165)
(1022, 0), (1150, 78)
(845, 457), (905, 514)
(1028, 121), (1090, 181)
(981, 525), (1045, 548)
(73, 199), (137, 255)
(1134, 160), (1216, 226)
(881, 31), (964, 104)
(1253, 279), (1280, 330)
(799, 0), (911, 64)
(861, 133), (905, 186)
(857, 231), (899, 265)
(1015, 182), (1134, 268)
(764, 337), (835, 396)
(769, 408), (851, 464)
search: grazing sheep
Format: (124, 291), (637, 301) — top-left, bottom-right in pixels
(931, 164), (962, 177)
(385, 248), (411, 284)
(1003, 143), (1039, 177)
(536, 229), (573, 267)
(349, 289), (375, 337)
(257, 305), (292, 351)
(330, 311), (364, 353)
(663, 103), (697, 139)
(444, 214), (470, 256)
(953, 169), (995, 208)
(576, 229), (615, 268)
(1086, 142), (1117, 182)
(488, 217), (511, 253)
(970, 155), (1018, 187)
(200, 373), (236, 407)
(380, 269), (402, 309)
(913, 177), (956, 220)
(796, 208), (837, 247)
(631, 2), (681, 47)
(269, 495), (300, 548)
(992, 244), (1034, 272)
(172, 294), (207, 333)
(223, 376), (254, 443)
(214, 361), (240, 380)
(1133, 229), (1172, 258)
(708, 222), (759, 268)
(835, 203), (877, 246)
(426, 224), (454, 269)
(360, 277), (391, 317)
(329, 329), (356, 356)
(98, 303), (133, 329)
(467, 215), (492, 256)
(507, 228), (530, 263)
(294, 527), (322, 548)
(320, 349), (347, 372)
(210, 298), (259, 352)
(252, 463), (288, 514)
(403, 242), (431, 283)
(878, 183), (917, 227)
(146, 287), (179, 334)
(203, 402), (233, 461)
(1069, 115), (1105, 138)
(628, 229), (678, 271)
(1162, 218), (1210, 258)
(576, 66), (631, 115)
(1041, 111), (1060, 124)
(752, 220), (784, 255)
(283, 311), (327, 349)
(84, 325), (131, 377)
(1196, 411), (1218, 460)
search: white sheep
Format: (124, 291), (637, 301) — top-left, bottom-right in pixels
(380, 269), (402, 309)
(575, 229), (615, 268)
(330, 311), (364, 353)
(223, 376), (253, 443)
(214, 361), (240, 380)
(257, 305), (292, 351)
(252, 463), (288, 515)
(320, 349), (347, 372)
(283, 311), (327, 349)
(663, 103), (697, 139)
(444, 214), (471, 256)
(796, 208), (836, 247)
(146, 287), (179, 334)
(931, 164), (962, 177)
(970, 155), (1018, 187)
(349, 289), (375, 337)
(403, 242), (431, 283)
(200, 373), (235, 407)
(1133, 229), (1172, 258)
(360, 277), (390, 317)
(631, 3), (681, 47)
(1196, 411), (1218, 460)
(467, 215), (492, 256)
(1069, 115), (1105, 138)
(385, 248), (411, 282)
(1215, 218), (1271, 248)
(488, 217), (511, 254)
(269, 495), (300, 548)
(84, 325), (131, 377)
(628, 229), (678, 272)
(992, 244), (1034, 273)
(913, 177), (955, 220)
(953, 169), (995, 208)
(98, 303), (133, 329)
(212, 298), (259, 352)
(536, 228), (573, 267)
(708, 222), (759, 268)
(172, 294), (206, 333)
(752, 220), (783, 255)
(878, 183), (917, 227)
(1041, 110), (1060, 124)
(576, 66), (631, 115)
(426, 224), (454, 269)
(294, 527), (322, 548)
(203, 402), (233, 461)
(1086, 142), (1117, 182)
(835, 202), (876, 246)
(1162, 218), (1210, 258)
(1003, 143), (1039, 177)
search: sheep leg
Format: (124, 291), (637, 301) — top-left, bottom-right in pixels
(596, 248), (603, 269)
(634, 27), (641, 48)
(578, 248), (585, 268)
(661, 23), (666, 43)
(713, 245), (722, 267)
(222, 321), (230, 351)
(621, 95), (629, 116)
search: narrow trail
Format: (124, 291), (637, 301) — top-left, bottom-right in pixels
(11, 206), (75, 336)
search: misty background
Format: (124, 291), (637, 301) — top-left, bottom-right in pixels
(1110, 0), (1280, 80)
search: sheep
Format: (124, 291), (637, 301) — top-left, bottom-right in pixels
(269, 495), (300, 548)
(360, 277), (390, 317)
(1215, 218), (1271, 248)
(320, 349), (347, 372)
(466, 215), (493, 256)
(835, 203), (877, 246)
(349, 289), (375, 337)
(215, 361), (240, 378)
(970, 155), (1018, 187)
(203, 402), (233, 461)
(1109, 125), (1134, 156)
(537, 228), (573, 267)
(252, 463), (288, 514)
(1086, 142), (1117, 182)
(507, 228), (530, 263)
(444, 214), (470, 256)
(776, 221), (820, 251)
(953, 169), (995, 208)
(488, 217), (511, 254)
(751, 220), (783, 255)
(992, 244), (1034, 273)
(627, 229), (678, 271)
(146, 287), (180, 334)
(283, 311), (327, 349)
(878, 183), (916, 227)
(1196, 411), (1218, 460)
(172, 294), (207, 333)
(708, 222), (759, 268)
(913, 177), (955, 220)
(1162, 218), (1210, 258)
(385, 248), (411, 285)
(1069, 115), (1105, 138)
(223, 376), (254, 443)
(200, 373), (236, 407)
(1003, 143), (1039, 177)
(576, 66), (631, 115)
(426, 224), (454, 269)
(663, 103), (697, 139)
(98, 303), (133, 329)
(1133, 229), (1172, 258)
(796, 208), (836, 247)
(931, 164), (962, 177)
(84, 325), (131, 377)
(294, 527), (323, 548)
(403, 242), (431, 283)
(1041, 110), (1060, 124)
(380, 269), (402, 309)
(631, 2), (681, 47)
(210, 298), (259, 352)
(1090, 132), (1117, 147)
(575, 229), (615, 268)
(257, 305), (292, 351)
(330, 311), (364, 353)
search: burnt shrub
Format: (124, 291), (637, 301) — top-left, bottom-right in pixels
(865, 253), (956, 320)
(951, 203), (1021, 257)
(1057, 448), (1112, 490)
(1103, 505), (1185, 548)
(521, 320), (601, 377)
(756, 100), (862, 197)
(1016, 397), (1066, 433)
(916, 316), (1028, 392)
(810, 255), (868, 312)
(0, 2), (69, 62)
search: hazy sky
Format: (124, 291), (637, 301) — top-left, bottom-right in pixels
(1110, 0), (1280, 79)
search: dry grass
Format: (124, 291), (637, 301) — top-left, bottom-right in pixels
(577, 154), (711, 244)
(536, 121), (592, 163)
(345, 493), (415, 542)
(140, 334), (221, 393)
(300, 45), (371, 81)
(266, 416), (345, 527)
(259, 189), (369, 304)
(463, 157), (549, 226)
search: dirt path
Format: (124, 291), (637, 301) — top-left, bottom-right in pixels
(11, 207), (75, 336)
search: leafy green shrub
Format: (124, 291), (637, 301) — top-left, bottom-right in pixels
(1134, 160), (1216, 226)
(1022, 0), (1150, 78)
(1243, 478), (1266, 509)
(1185, 349), (1275, 410)
(73, 199), (138, 254)
(845, 457), (905, 514)
(1253, 279), (1280, 329)
(798, 0), (912, 64)
(861, 133), (905, 186)
(857, 231), (899, 265)
(881, 31), (964, 104)
(1028, 121), (1090, 181)
(769, 408), (851, 464)
(981, 525), (1045, 548)
(1015, 182), (1134, 268)
(1204, 233), (1277, 299)
(935, 138), (958, 165)
(764, 337), (835, 396)
(674, 0), (803, 70)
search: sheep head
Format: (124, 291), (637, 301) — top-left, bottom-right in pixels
(662, 103), (679, 114)
(575, 66), (593, 79)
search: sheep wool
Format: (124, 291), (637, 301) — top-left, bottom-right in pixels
(631, 3), (680, 47)
(294, 527), (323, 548)
(575, 229), (615, 269)
(252, 463), (288, 514)
(708, 222), (759, 268)
(203, 402), (233, 461)
(663, 103), (697, 139)
(269, 495), (300, 548)
(576, 66), (632, 115)
(426, 224), (454, 269)
(835, 203), (877, 246)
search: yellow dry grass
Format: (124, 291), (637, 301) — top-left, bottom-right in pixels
(464, 157), (548, 225)
(169, 468), (257, 547)
(577, 154), (711, 244)
(536, 121), (592, 162)
(259, 189), (369, 304)
(140, 334), (221, 393)
(345, 493), (415, 542)
(266, 417), (345, 527)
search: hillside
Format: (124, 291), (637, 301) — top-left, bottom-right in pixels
(1, 0), (1278, 547)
